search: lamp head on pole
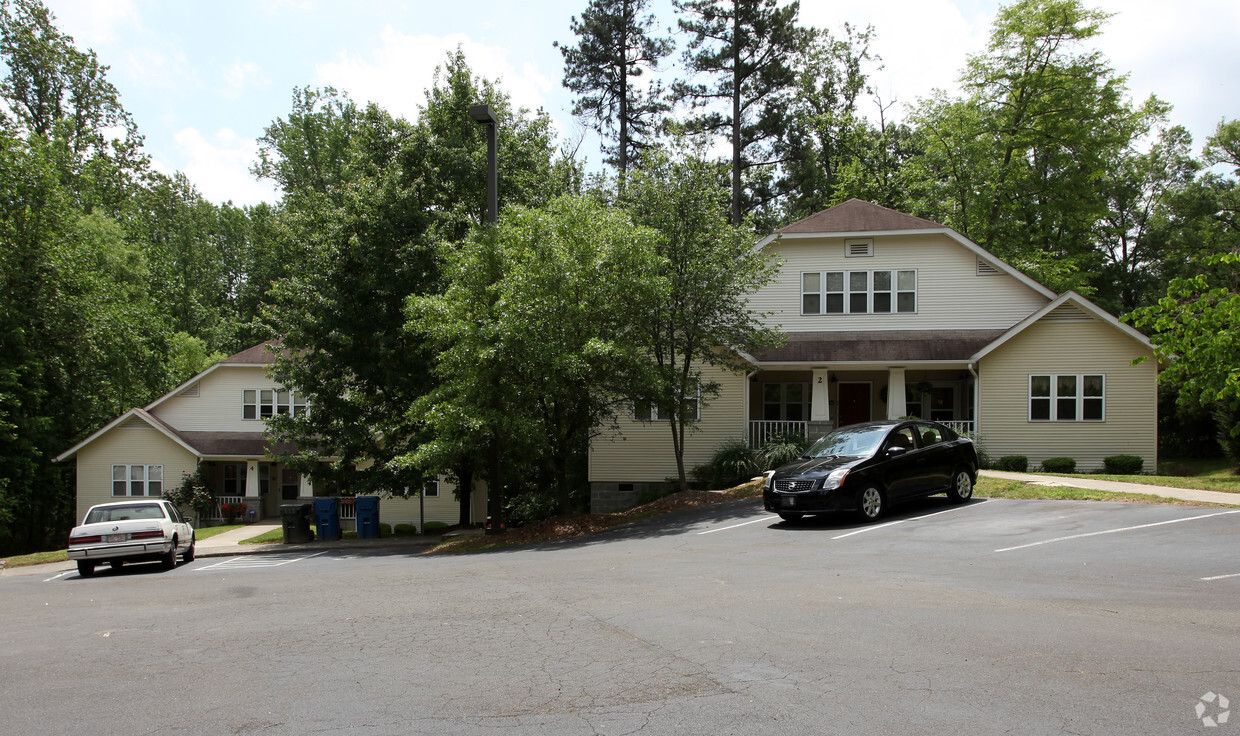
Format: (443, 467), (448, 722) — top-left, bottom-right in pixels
(468, 104), (497, 125)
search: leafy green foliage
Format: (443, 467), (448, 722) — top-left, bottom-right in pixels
(757, 431), (810, 469)
(1103, 455), (1144, 474)
(997, 456), (1029, 472)
(1040, 457), (1077, 473)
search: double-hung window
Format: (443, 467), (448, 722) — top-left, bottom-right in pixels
(112, 464), (163, 496)
(1029, 374), (1104, 421)
(633, 384), (701, 422)
(244, 388), (309, 419)
(802, 270), (916, 315)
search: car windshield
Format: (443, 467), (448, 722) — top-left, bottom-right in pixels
(803, 426), (889, 458)
(85, 503), (167, 523)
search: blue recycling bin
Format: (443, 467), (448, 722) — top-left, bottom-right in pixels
(312, 497), (341, 541)
(355, 496), (380, 539)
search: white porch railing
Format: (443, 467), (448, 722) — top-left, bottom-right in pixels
(941, 420), (977, 438)
(749, 420), (808, 448)
(210, 495), (245, 521)
(339, 498), (356, 520)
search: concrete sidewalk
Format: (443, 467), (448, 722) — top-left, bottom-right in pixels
(979, 469), (1240, 506)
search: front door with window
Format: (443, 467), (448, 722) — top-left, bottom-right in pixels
(838, 383), (871, 426)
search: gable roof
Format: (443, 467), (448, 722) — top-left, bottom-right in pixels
(778, 198), (944, 234)
(969, 291), (1152, 361)
(756, 199), (1058, 301)
(55, 408), (201, 462)
(144, 340), (281, 413)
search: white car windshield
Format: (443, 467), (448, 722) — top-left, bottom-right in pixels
(804, 426), (889, 458)
(85, 503), (167, 523)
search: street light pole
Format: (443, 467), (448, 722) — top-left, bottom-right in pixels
(468, 104), (498, 225)
(469, 104), (504, 535)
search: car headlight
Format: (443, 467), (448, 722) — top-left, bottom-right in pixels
(822, 467), (850, 490)
(764, 470), (775, 491)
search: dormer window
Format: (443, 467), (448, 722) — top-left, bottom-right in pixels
(802, 270), (916, 314)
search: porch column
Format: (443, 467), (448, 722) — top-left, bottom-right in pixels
(887, 367), (907, 420)
(244, 460), (260, 521)
(811, 369), (830, 423)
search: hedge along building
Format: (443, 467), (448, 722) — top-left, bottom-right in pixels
(57, 342), (484, 531)
(588, 199), (1157, 512)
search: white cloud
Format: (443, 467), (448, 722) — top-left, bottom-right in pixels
(223, 61), (270, 97)
(313, 26), (556, 123)
(44, 0), (140, 46)
(167, 127), (278, 206)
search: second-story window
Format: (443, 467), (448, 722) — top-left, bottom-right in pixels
(243, 388), (309, 419)
(802, 270), (916, 315)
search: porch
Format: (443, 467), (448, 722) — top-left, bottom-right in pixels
(199, 460), (317, 522)
(746, 367), (977, 447)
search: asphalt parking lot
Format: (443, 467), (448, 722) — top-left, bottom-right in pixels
(2, 497), (1237, 735)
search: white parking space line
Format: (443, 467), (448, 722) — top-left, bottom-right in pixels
(194, 551), (326, 570)
(831, 505), (975, 540)
(698, 515), (779, 535)
(1200, 573), (1240, 582)
(43, 571), (71, 582)
(995, 510), (1240, 553)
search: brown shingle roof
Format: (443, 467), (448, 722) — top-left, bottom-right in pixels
(778, 199), (944, 235)
(176, 431), (303, 457)
(221, 341), (281, 365)
(751, 330), (1005, 363)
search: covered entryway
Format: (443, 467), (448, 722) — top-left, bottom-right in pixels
(837, 382), (872, 426)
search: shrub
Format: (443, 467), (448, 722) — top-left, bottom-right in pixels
(997, 455), (1028, 472)
(222, 502), (248, 523)
(757, 432), (810, 470)
(164, 466), (216, 522)
(378, 523), (393, 537)
(422, 521), (448, 533)
(699, 438), (760, 489)
(1103, 455), (1144, 474)
(394, 523), (418, 535)
(637, 486), (665, 505)
(1040, 457), (1076, 473)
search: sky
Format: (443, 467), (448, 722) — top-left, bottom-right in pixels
(40, 0), (1240, 207)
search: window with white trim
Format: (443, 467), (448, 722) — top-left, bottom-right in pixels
(243, 388), (309, 419)
(802, 270), (916, 315)
(633, 384), (701, 422)
(1029, 374), (1104, 421)
(112, 464), (163, 497)
(423, 479), (439, 498)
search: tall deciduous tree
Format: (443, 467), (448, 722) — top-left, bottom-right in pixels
(622, 148), (781, 490)
(904, 0), (1165, 294)
(557, 0), (673, 184)
(259, 52), (575, 501)
(673, 0), (808, 225)
(408, 196), (661, 514)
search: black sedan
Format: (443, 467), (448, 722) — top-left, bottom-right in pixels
(763, 420), (978, 523)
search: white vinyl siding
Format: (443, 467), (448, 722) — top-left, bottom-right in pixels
(376, 476), (486, 528)
(591, 366), (746, 483)
(978, 318), (1155, 471)
(75, 422), (198, 523)
(152, 365), (275, 432)
(759, 234), (1049, 331)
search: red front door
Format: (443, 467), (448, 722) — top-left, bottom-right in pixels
(838, 383), (871, 426)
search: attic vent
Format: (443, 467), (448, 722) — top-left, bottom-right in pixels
(976, 259), (1000, 276)
(845, 239), (873, 257)
(1044, 303), (1091, 322)
(180, 382), (200, 397)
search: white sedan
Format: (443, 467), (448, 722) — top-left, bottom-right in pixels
(68, 499), (195, 577)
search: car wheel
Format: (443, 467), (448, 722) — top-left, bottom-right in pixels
(778, 512), (803, 523)
(947, 469), (974, 503)
(183, 539), (195, 563)
(109, 560), (125, 570)
(855, 486), (884, 522)
(161, 538), (178, 570)
(77, 561), (95, 577)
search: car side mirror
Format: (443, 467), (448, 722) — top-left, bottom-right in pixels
(886, 446), (907, 457)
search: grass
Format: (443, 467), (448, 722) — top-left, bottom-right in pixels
(974, 477), (1237, 507)
(992, 457), (1240, 495)
(195, 524), (246, 540)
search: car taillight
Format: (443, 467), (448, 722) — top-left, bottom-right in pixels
(69, 535), (102, 546)
(130, 529), (165, 540)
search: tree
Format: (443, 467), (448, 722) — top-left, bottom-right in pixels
(903, 0), (1165, 294)
(260, 52), (575, 502)
(409, 196), (661, 514)
(673, 0), (809, 225)
(621, 148), (782, 490)
(556, 0), (673, 184)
